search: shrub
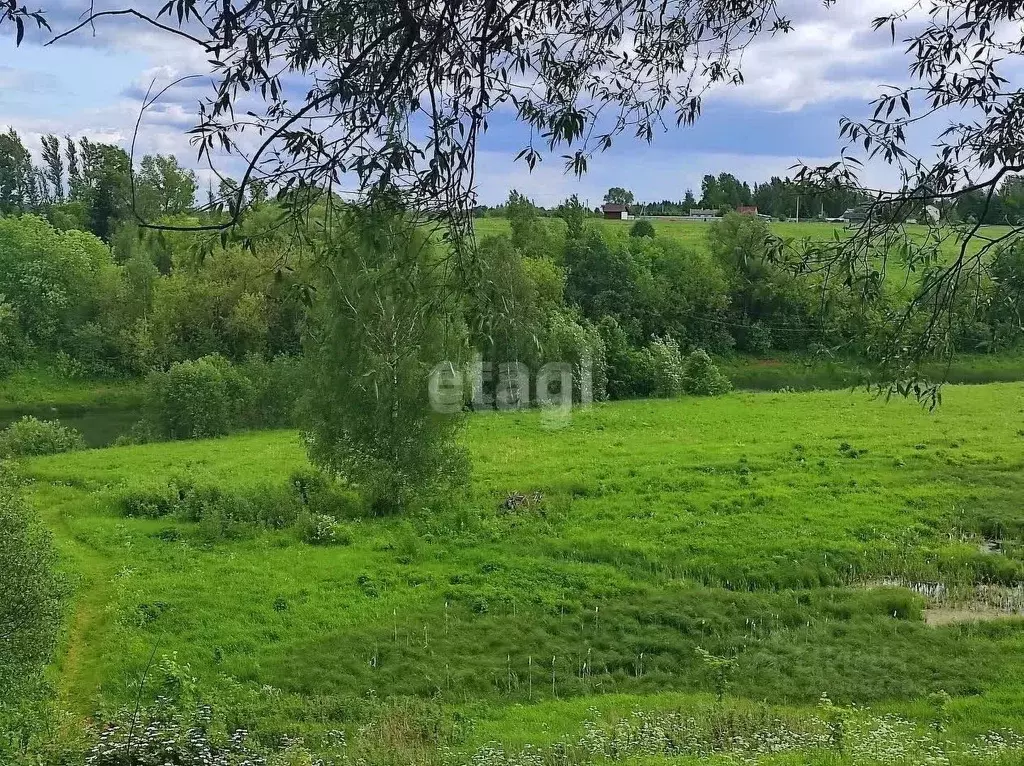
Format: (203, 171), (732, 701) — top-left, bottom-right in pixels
(83, 699), (259, 766)
(987, 241), (1024, 350)
(682, 348), (732, 396)
(0, 297), (24, 377)
(0, 466), (62, 756)
(144, 354), (251, 440)
(290, 469), (363, 518)
(237, 354), (301, 428)
(629, 218), (655, 238)
(597, 316), (655, 399)
(742, 320), (774, 355)
(120, 470), (361, 541)
(542, 309), (608, 402)
(299, 512), (351, 545)
(121, 475), (301, 534)
(648, 335), (687, 397)
(0, 416), (86, 457)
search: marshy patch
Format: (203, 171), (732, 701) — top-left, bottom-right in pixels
(869, 578), (1024, 626)
(979, 538), (1003, 555)
(924, 606), (1021, 626)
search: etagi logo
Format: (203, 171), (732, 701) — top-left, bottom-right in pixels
(429, 359), (593, 422)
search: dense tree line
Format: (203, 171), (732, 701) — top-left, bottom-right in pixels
(0, 130), (1020, 395)
(474, 175), (872, 219)
(620, 176), (871, 219)
(475, 175), (1024, 225)
(0, 129), (203, 241)
(0, 151), (1021, 391)
(641, 175), (1024, 223)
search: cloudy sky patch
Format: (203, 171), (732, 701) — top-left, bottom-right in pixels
(0, 0), (916, 203)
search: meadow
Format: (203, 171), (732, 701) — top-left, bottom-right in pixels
(22, 382), (1024, 762)
(472, 216), (1013, 263)
(473, 216), (858, 246)
(474, 214), (1017, 242)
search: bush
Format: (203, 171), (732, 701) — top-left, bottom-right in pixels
(142, 354), (303, 441)
(119, 469), (361, 541)
(237, 354), (301, 429)
(0, 416), (85, 457)
(682, 348), (732, 396)
(987, 241), (1024, 350)
(144, 354), (251, 440)
(83, 699), (261, 766)
(299, 512), (350, 545)
(121, 475), (301, 537)
(629, 218), (655, 238)
(81, 696), (357, 766)
(0, 297), (24, 377)
(0, 466), (62, 758)
(290, 468), (362, 518)
(542, 309), (608, 402)
(598, 316), (655, 399)
(648, 335), (687, 397)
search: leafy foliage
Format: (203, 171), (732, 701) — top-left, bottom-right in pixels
(629, 219), (655, 238)
(792, 0), (1024, 401)
(647, 335), (687, 397)
(0, 416), (85, 458)
(301, 207), (469, 513)
(83, 699), (267, 766)
(119, 468), (358, 542)
(682, 348), (732, 396)
(604, 188), (635, 206)
(144, 355), (249, 439)
(14, 0), (793, 232)
(0, 215), (120, 353)
(0, 466), (61, 757)
(986, 242), (1024, 350)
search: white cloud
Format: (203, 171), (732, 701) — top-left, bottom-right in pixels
(716, 0), (919, 111)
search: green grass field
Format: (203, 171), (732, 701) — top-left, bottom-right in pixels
(473, 214), (1018, 243)
(474, 215), (860, 247)
(22, 383), (1024, 761)
(472, 215), (1013, 263)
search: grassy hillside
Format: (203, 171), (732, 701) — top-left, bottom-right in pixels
(23, 384), (1024, 755)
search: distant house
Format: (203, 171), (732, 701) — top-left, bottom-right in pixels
(602, 203), (630, 220)
(737, 205), (759, 216)
(685, 208), (720, 220)
(842, 206), (871, 223)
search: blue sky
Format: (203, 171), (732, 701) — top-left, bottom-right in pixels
(0, 0), (917, 205)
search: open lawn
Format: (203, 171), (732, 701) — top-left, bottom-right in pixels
(21, 383), (1024, 760)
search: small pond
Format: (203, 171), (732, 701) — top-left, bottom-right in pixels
(0, 405), (141, 447)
